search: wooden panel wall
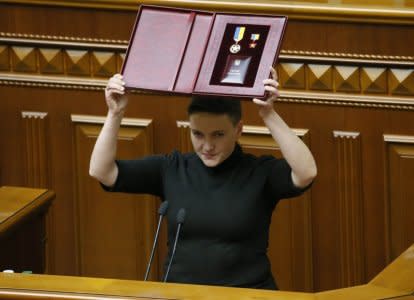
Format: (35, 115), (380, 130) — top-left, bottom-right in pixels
(0, 0), (413, 293)
(384, 135), (414, 261)
(71, 116), (159, 280)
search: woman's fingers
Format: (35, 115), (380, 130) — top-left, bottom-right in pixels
(263, 68), (280, 99)
(106, 82), (125, 92)
(263, 78), (279, 88)
(264, 85), (279, 97)
(270, 66), (278, 80)
(253, 98), (268, 106)
(105, 74), (126, 96)
(108, 74), (124, 86)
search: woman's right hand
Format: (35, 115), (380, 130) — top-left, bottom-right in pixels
(105, 74), (128, 115)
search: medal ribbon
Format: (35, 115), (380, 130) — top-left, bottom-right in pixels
(233, 26), (246, 43)
(251, 34), (260, 41)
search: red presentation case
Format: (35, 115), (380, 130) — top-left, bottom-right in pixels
(122, 5), (287, 98)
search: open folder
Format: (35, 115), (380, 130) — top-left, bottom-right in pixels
(122, 5), (287, 98)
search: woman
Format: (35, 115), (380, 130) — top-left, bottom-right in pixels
(89, 67), (317, 290)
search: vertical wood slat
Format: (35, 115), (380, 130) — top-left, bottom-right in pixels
(290, 131), (313, 292)
(176, 121), (193, 153)
(21, 111), (54, 273)
(21, 111), (49, 188)
(333, 131), (365, 287)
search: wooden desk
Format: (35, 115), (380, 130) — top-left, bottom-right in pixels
(316, 244), (414, 300)
(0, 244), (412, 300)
(370, 244), (414, 294)
(0, 186), (55, 274)
(0, 273), (315, 300)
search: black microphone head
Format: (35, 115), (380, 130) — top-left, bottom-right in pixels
(158, 201), (169, 215)
(176, 208), (186, 224)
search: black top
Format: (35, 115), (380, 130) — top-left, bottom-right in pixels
(105, 144), (308, 289)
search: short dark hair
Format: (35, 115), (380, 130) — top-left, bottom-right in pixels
(187, 95), (242, 125)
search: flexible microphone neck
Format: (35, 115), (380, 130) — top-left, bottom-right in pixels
(144, 201), (169, 281)
(163, 208), (186, 282)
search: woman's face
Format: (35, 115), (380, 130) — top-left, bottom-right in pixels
(189, 112), (242, 167)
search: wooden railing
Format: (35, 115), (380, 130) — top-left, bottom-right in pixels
(0, 244), (413, 300)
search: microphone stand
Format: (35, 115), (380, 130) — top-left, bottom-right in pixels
(163, 208), (186, 282)
(144, 201), (169, 281)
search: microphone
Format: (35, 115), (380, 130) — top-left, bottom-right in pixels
(163, 208), (186, 282)
(144, 201), (169, 281)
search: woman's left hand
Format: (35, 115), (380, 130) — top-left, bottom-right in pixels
(252, 66), (280, 117)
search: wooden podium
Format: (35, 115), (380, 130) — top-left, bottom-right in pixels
(0, 186), (55, 274)
(0, 244), (413, 300)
